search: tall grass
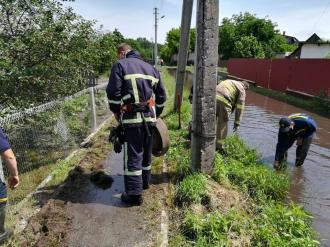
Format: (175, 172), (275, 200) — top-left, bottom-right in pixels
(160, 67), (318, 247)
(175, 173), (208, 206)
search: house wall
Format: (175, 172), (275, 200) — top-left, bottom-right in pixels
(300, 44), (330, 58)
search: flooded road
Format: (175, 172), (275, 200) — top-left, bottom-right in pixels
(235, 91), (330, 246)
(66, 152), (153, 247)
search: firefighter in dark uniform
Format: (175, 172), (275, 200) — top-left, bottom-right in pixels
(0, 128), (19, 243)
(274, 113), (317, 169)
(107, 43), (166, 205)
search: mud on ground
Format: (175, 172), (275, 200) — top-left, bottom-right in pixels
(5, 121), (166, 247)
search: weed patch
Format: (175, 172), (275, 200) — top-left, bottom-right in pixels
(161, 67), (318, 246)
(175, 173), (208, 206)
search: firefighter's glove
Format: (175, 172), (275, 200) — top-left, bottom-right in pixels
(109, 126), (124, 153)
(233, 123), (240, 132)
(156, 107), (163, 118)
(113, 138), (122, 153)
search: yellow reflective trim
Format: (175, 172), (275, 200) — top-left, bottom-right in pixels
(108, 99), (121, 104)
(123, 142), (142, 176)
(222, 80), (237, 95)
(122, 114), (156, 124)
(216, 95), (231, 107)
(289, 114), (308, 119)
(131, 78), (140, 103)
(124, 74), (159, 85)
(122, 94), (131, 100)
(0, 197), (8, 203)
(156, 103), (165, 107)
(124, 170), (142, 176)
(142, 165), (151, 171)
(124, 74), (160, 103)
(124, 142), (128, 171)
(236, 104), (244, 110)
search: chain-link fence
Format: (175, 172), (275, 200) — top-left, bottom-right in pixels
(0, 85), (111, 205)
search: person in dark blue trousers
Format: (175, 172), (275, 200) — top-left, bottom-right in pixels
(274, 113), (317, 169)
(0, 128), (19, 243)
(107, 43), (166, 205)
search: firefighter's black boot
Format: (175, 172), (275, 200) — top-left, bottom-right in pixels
(0, 203), (13, 244)
(121, 192), (143, 206)
(295, 159), (303, 167)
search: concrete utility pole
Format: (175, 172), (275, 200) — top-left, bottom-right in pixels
(154, 8), (164, 66)
(173, 0), (194, 112)
(191, 0), (219, 173)
(154, 7), (158, 66)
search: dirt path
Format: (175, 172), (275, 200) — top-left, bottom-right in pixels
(10, 129), (165, 247)
(66, 152), (157, 247)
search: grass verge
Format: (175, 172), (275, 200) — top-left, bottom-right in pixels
(250, 85), (330, 118)
(160, 66), (318, 247)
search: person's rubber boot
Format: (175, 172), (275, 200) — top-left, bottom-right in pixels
(295, 159), (303, 167)
(142, 172), (150, 190)
(0, 204), (13, 244)
(121, 192), (143, 206)
(143, 183), (150, 190)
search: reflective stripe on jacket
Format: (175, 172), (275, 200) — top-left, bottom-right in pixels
(106, 50), (166, 127)
(288, 113), (317, 138)
(216, 79), (246, 126)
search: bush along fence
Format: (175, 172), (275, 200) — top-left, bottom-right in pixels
(160, 67), (319, 246)
(0, 87), (111, 206)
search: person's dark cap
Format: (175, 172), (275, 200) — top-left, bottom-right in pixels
(279, 117), (293, 133)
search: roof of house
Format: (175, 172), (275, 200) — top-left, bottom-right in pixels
(288, 33), (330, 58)
(282, 34), (299, 44)
(300, 33), (330, 45)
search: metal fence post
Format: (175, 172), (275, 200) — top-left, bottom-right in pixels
(89, 87), (97, 131)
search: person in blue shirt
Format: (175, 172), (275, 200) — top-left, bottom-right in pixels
(274, 113), (317, 169)
(0, 128), (19, 243)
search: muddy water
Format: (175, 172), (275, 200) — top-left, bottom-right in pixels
(66, 152), (152, 247)
(178, 69), (330, 245)
(236, 91), (330, 246)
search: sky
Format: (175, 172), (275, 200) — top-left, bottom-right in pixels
(63, 0), (330, 44)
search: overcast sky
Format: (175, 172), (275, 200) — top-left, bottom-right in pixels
(63, 0), (330, 44)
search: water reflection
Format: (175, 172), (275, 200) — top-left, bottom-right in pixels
(236, 91), (330, 246)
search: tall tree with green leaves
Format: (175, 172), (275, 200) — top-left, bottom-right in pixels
(219, 12), (294, 59)
(160, 27), (195, 64)
(0, 0), (125, 110)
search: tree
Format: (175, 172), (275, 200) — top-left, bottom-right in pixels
(160, 27), (195, 64)
(219, 12), (294, 59)
(95, 30), (124, 76)
(233, 35), (265, 58)
(0, 0), (118, 109)
(124, 37), (153, 60)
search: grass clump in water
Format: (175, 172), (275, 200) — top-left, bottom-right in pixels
(213, 154), (289, 202)
(220, 135), (259, 165)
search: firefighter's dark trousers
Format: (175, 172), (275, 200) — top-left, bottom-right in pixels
(0, 181), (7, 233)
(216, 100), (231, 149)
(123, 127), (152, 195)
(275, 134), (313, 166)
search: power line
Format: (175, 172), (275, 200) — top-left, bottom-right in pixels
(313, 0), (330, 30)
